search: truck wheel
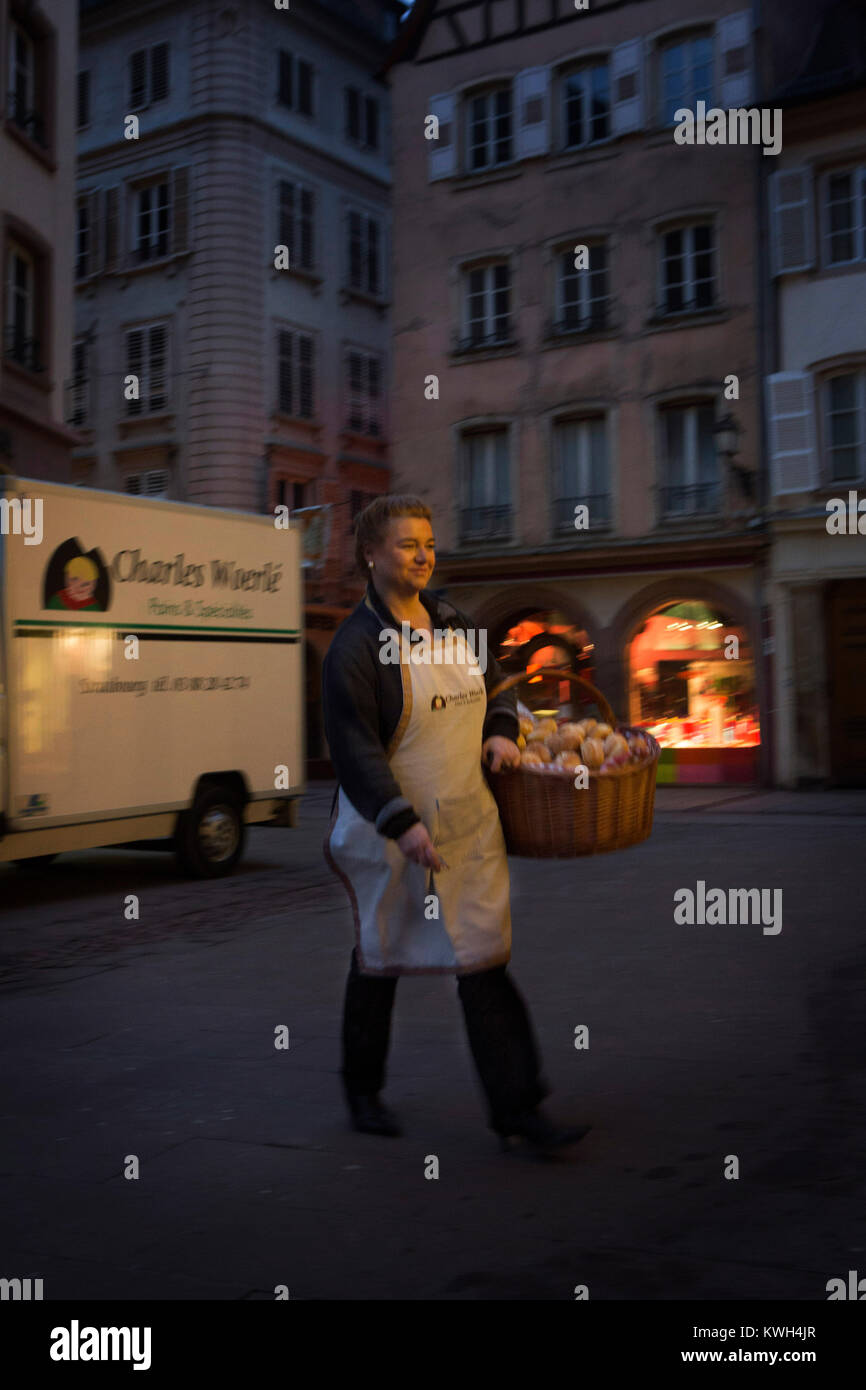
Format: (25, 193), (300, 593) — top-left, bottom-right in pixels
(175, 785), (245, 878)
(13, 853), (59, 868)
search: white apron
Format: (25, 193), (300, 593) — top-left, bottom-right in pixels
(324, 627), (512, 976)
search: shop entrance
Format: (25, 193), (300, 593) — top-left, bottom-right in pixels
(827, 579), (866, 787)
(628, 600), (759, 783)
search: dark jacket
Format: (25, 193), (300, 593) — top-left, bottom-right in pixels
(322, 580), (519, 840)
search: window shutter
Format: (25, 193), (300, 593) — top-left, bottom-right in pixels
(766, 372), (818, 493)
(129, 49), (147, 107)
(151, 43), (169, 102)
(145, 469), (169, 497)
(345, 86), (359, 140)
(515, 67), (549, 159)
(126, 328), (143, 413)
(278, 329), (293, 414)
(149, 324), (168, 409)
(104, 186), (119, 271)
(769, 167), (814, 275)
(611, 40), (643, 135)
(77, 70), (90, 128)
(299, 334), (314, 417)
(172, 167), (190, 254)
(717, 11), (752, 108)
(428, 92), (457, 180)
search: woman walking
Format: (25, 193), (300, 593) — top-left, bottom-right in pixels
(323, 495), (590, 1155)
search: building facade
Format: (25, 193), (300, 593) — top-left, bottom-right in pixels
(385, 0), (841, 786)
(74, 0), (404, 755)
(763, 0), (866, 787)
(1, 0), (79, 482)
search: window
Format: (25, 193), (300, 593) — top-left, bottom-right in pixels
(561, 61), (610, 148)
(68, 340), (90, 427)
(76, 199), (91, 279)
(128, 42), (169, 109)
(823, 167), (866, 266)
(467, 85), (512, 171)
(555, 242), (609, 333)
(658, 403), (720, 515)
(660, 224), (716, 314)
(552, 417), (610, 530)
(824, 372), (865, 481)
(125, 323), (169, 416)
(277, 328), (315, 419)
(658, 32), (713, 125)
(7, 19), (46, 147)
(348, 488), (379, 529)
(277, 180), (315, 271)
(347, 210), (381, 295)
(125, 470), (170, 498)
(345, 350), (382, 437)
(461, 263), (511, 349)
(77, 70), (90, 128)
(277, 50), (314, 116)
(344, 88), (379, 149)
(133, 180), (171, 262)
(460, 429), (512, 541)
(3, 239), (42, 371)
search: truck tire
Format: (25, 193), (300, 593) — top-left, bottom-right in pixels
(13, 853), (59, 869)
(175, 785), (245, 879)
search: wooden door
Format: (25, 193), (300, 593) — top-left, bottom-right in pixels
(827, 579), (866, 786)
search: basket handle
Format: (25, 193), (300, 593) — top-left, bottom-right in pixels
(488, 667), (617, 727)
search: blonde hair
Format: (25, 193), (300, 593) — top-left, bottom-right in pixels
(354, 494), (432, 576)
(66, 555), (98, 582)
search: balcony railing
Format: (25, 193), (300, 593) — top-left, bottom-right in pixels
(453, 326), (513, 353)
(459, 504), (512, 542)
(553, 493), (612, 532)
(549, 304), (611, 336)
(7, 93), (46, 147)
(4, 328), (44, 372)
(659, 482), (721, 516)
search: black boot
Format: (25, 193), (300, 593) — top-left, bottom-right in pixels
(345, 1090), (403, 1137)
(496, 1107), (590, 1156)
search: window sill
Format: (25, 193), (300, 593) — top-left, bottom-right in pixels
(542, 323), (619, 348)
(273, 411), (322, 433)
(544, 142), (620, 172)
(449, 340), (520, 364)
(272, 266), (323, 291)
(339, 427), (388, 449)
(118, 412), (176, 436)
(339, 286), (389, 312)
(4, 120), (56, 170)
(451, 165), (523, 191)
(644, 306), (729, 333)
(3, 355), (52, 391)
(109, 251), (192, 280)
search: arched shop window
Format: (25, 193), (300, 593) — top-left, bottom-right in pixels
(628, 601), (760, 750)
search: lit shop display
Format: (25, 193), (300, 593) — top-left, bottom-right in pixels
(627, 602), (760, 784)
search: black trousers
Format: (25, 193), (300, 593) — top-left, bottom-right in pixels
(340, 947), (551, 1132)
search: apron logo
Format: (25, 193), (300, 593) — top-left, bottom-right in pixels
(431, 694), (447, 710)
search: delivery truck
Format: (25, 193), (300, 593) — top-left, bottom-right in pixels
(0, 475), (304, 877)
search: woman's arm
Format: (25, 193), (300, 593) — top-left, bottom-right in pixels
(322, 636), (421, 840)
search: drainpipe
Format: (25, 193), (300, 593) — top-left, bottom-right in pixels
(752, 0), (777, 789)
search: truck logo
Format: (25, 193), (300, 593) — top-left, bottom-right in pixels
(43, 540), (110, 613)
(17, 793), (50, 817)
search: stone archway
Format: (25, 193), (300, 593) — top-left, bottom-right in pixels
(469, 582), (597, 647)
(606, 575), (758, 737)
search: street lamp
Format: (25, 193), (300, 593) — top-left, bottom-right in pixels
(713, 411), (753, 501)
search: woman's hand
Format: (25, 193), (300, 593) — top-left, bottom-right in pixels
(397, 821), (444, 871)
(482, 736), (521, 772)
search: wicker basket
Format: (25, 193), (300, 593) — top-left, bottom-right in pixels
(484, 668), (660, 858)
